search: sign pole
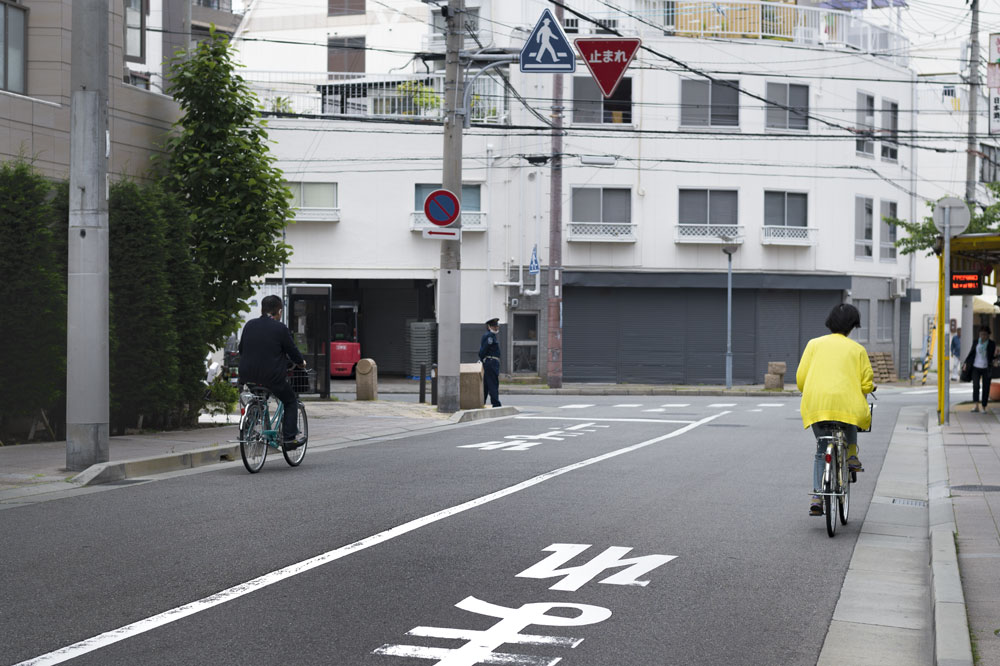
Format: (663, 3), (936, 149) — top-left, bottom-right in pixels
(944, 206), (951, 424)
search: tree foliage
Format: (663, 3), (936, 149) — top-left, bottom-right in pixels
(162, 27), (291, 348)
(0, 160), (66, 439)
(888, 182), (1000, 255)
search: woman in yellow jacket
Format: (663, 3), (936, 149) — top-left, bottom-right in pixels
(796, 303), (875, 516)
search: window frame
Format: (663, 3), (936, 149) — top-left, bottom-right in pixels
(855, 195), (874, 260)
(328, 0), (365, 17)
(327, 36), (366, 73)
(763, 190), (808, 227)
(880, 98), (899, 161)
(570, 186), (632, 224)
(124, 0), (146, 64)
(572, 76), (633, 125)
(0, 0), (27, 94)
(856, 91), (875, 156)
(677, 188), (739, 226)
(854, 298), (870, 343)
(287, 182), (339, 210)
(876, 299), (893, 342)
(679, 78), (740, 129)
(414, 183), (482, 212)
(879, 200), (897, 262)
(765, 82), (809, 131)
(981, 143), (1000, 183)
(511, 312), (539, 374)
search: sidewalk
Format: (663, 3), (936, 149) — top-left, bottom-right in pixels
(0, 400), (517, 504)
(336, 377), (806, 396)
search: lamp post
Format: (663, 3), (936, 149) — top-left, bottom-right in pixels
(722, 240), (739, 389)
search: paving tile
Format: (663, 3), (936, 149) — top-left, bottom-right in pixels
(832, 569), (929, 630)
(818, 621), (929, 666)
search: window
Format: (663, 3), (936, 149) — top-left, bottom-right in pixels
(880, 201), (897, 261)
(572, 187), (631, 224)
(765, 82), (808, 130)
(854, 299), (870, 342)
(563, 17), (578, 33)
(288, 182), (338, 209)
(681, 79), (739, 127)
(328, 0), (365, 16)
(662, 1), (677, 31)
(877, 300), (893, 342)
(414, 183), (481, 212)
(573, 77), (632, 124)
(512, 313), (538, 373)
(881, 100), (898, 160)
(195, 0), (232, 8)
(327, 36), (365, 73)
(856, 92), (875, 155)
(678, 189), (738, 226)
(855, 196), (873, 258)
(595, 18), (618, 33)
(1, 1), (26, 93)
(981, 144), (1000, 183)
(764, 191), (807, 227)
(124, 0), (145, 63)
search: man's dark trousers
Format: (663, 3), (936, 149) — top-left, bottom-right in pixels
(483, 357), (501, 407)
(269, 381), (298, 439)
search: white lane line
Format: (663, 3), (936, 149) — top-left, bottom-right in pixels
(757, 403), (785, 408)
(15, 413), (730, 666)
(748, 409), (762, 413)
(708, 403), (737, 408)
(559, 404), (595, 409)
(516, 416), (695, 424)
(565, 422), (596, 431)
(613, 403), (642, 408)
(660, 403), (690, 408)
(643, 408), (666, 413)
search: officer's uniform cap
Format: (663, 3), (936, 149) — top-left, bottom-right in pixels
(486, 318), (499, 327)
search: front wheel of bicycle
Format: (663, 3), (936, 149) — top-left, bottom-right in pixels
(838, 448), (851, 526)
(282, 401), (308, 467)
(824, 447), (837, 537)
(240, 403), (268, 473)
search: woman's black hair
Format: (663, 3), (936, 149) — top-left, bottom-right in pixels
(981, 325), (992, 335)
(825, 303), (861, 335)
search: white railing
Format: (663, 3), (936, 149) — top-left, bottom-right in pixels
(243, 71), (508, 123)
(761, 225), (816, 245)
(675, 224), (744, 243)
(410, 211), (487, 231)
(567, 222), (638, 242)
(292, 207), (341, 223)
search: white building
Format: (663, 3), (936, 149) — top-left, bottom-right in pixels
(233, 0), (923, 383)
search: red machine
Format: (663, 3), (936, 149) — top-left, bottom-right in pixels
(330, 302), (361, 377)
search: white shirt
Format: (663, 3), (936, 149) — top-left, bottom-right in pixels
(974, 340), (989, 369)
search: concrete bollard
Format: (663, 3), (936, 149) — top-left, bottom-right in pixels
(356, 358), (378, 401)
(767, 362), (787, 375)
(459, 363), (484, 410)
(764, 361), (786, 390)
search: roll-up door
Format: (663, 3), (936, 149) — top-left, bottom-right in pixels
(361, 285), (419, 374)
(563, 287), (619, 382)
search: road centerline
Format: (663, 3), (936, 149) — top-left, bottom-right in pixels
(14, 411), (729, 666)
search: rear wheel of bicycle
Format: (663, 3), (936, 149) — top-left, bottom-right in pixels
(839, 448), (851, 525)
(282, 401), (308, 467)
(240, 403), (268, 473)
(824, 449), (837, 537)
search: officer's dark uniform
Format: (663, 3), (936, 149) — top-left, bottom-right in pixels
(238, 314), (305, 442)
(478, 318), (502, 407)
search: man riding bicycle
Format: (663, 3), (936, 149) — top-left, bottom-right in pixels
(796, 303), (875, 516)
(238, 295), (307, 449)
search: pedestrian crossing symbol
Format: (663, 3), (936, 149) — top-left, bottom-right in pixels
(529, 244), (540, 275)
(520, 8), (576, 73)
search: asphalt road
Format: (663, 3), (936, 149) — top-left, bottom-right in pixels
(1, 390), (937, 666)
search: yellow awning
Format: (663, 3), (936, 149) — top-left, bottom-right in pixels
(974, 296), (999, 314)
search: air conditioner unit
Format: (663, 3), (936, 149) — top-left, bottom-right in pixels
(891, 277), (908, 299)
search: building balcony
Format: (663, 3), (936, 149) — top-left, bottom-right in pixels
(292, 207), (341, 223)
(674, 224), (744, 244)
(567, 222), (638, 242)
(410, 211), (487, 231)
(761, 225), (817, 246)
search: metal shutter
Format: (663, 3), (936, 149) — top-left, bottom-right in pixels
(619, 289), (685, 383)
(361, 286), (419, 374)
(564, 287), (619, 382)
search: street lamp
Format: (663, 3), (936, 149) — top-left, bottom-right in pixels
(721, 239), (739, 389)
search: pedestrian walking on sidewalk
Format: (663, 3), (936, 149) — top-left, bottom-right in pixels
(796, 303), (875, 516)
(963, 326), (996, 412)
(950, 330), (961, 381)
(479, 318), (502, 408)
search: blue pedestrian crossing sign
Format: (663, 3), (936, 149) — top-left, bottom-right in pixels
(529, 244), (540, 275)
(520, 9), (576, 74)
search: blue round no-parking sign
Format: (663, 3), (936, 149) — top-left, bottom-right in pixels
(423, 189), (461, 227)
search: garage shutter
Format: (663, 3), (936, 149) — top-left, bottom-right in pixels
(563, 287), (619, 382)
(361, 286), (419, 374)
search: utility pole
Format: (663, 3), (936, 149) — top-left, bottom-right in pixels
(960, 0), (980, 366)
(66, 0), (110, 470)
(437, 0), (465, 412)
(546, 3), (565, 389)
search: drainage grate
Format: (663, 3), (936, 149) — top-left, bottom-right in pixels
(890, 498), (928, 507)
(951, 485), (1000, 492)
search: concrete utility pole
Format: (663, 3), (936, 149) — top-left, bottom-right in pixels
(437, 0), (465, 412)
(961, 0), (980, 364)
(546, 3), (565, 389)
(66, 0), (110, 470)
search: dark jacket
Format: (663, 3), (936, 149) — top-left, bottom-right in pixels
(479, 330), (500, 361)
(964, 337), (997, 376)
(238, 315), (304, 387)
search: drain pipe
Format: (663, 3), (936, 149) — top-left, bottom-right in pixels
(523, 165), (542, 296)
(494, 160), (525, 291)
(486, 144), (493, 314)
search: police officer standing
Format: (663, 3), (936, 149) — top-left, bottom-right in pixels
(479, 317), (502, 407)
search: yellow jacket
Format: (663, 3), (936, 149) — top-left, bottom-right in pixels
(796, 333), (874, 430)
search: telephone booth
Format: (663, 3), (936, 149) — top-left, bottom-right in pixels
(286, 284), (331, 398)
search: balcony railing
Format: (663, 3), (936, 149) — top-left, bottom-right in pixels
(567, 222), (638, 242)
(243, 71), (508, 123)
(411, 211), (487, 231)
(675, 224), (744, 243)
(761, 225), (816, 245)
(292, 207), (341, 223)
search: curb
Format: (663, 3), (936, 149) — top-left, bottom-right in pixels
(926, 411), (974, 666)
(449, 406), (521, 423)
(70, 444), (240, 487)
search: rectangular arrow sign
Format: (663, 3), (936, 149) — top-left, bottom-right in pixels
(423, 228), (462, 241)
